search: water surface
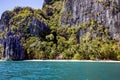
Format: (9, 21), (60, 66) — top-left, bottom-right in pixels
(0, 61), (120, 80)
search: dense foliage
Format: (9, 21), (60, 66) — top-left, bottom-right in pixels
(0, 0), (120, 60)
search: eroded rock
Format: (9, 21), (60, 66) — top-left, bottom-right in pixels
(1, 30), (25, 60)
(61, 0), (120, 40)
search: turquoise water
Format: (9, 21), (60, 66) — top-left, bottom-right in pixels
(0, 61), (120, 80)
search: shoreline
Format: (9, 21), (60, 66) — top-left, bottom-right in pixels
(24, 60), (120, 63)
(0, 59), (120, 63)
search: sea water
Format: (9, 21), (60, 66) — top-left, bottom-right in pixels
(0, 61), (120, 80)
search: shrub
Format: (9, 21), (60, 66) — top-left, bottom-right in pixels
(72, 53), (84, 60)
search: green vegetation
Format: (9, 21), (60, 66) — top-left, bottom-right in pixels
(22, 19), (120, 60)
(50, 20), (120, 60)
(1, 0), (120, 60)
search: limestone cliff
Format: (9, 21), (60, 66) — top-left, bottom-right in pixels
(61, 0), (120, 40)
(1, 30), (25, 60)
(0, 0), (120, 60)
(0, 7), (50, 60)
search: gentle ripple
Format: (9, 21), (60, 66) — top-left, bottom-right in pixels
(0, 61), (120, 80)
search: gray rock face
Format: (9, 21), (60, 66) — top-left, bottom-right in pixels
(29, 18), (50, 37)
(0, 20), (4, 32)
(0, 8), (50, 60)
(43, 0), (53, 7)
(61, 0), (120, 40)
(1, 11), (14, 27)
(1, 30), (25, 60)
(0, 11), (15, 33)
(44, 0), (53, 4)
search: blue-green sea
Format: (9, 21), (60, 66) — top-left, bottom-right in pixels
(0, 61), (120, 80)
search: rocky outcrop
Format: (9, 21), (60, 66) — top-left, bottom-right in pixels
(0, 7), (50, 60)
(0, 20), (4, 32)
(1, 11), (15, 29)
(1, 0), (120, 60)
(44, 0), (52, 4)
(29, 18), (50, 36)
(61, 0), (120, 40)
(43, 0), (63, 8)
(1, 30), (25, 60)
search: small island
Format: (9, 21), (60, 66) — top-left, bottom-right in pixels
(0, 0), (120, 80)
